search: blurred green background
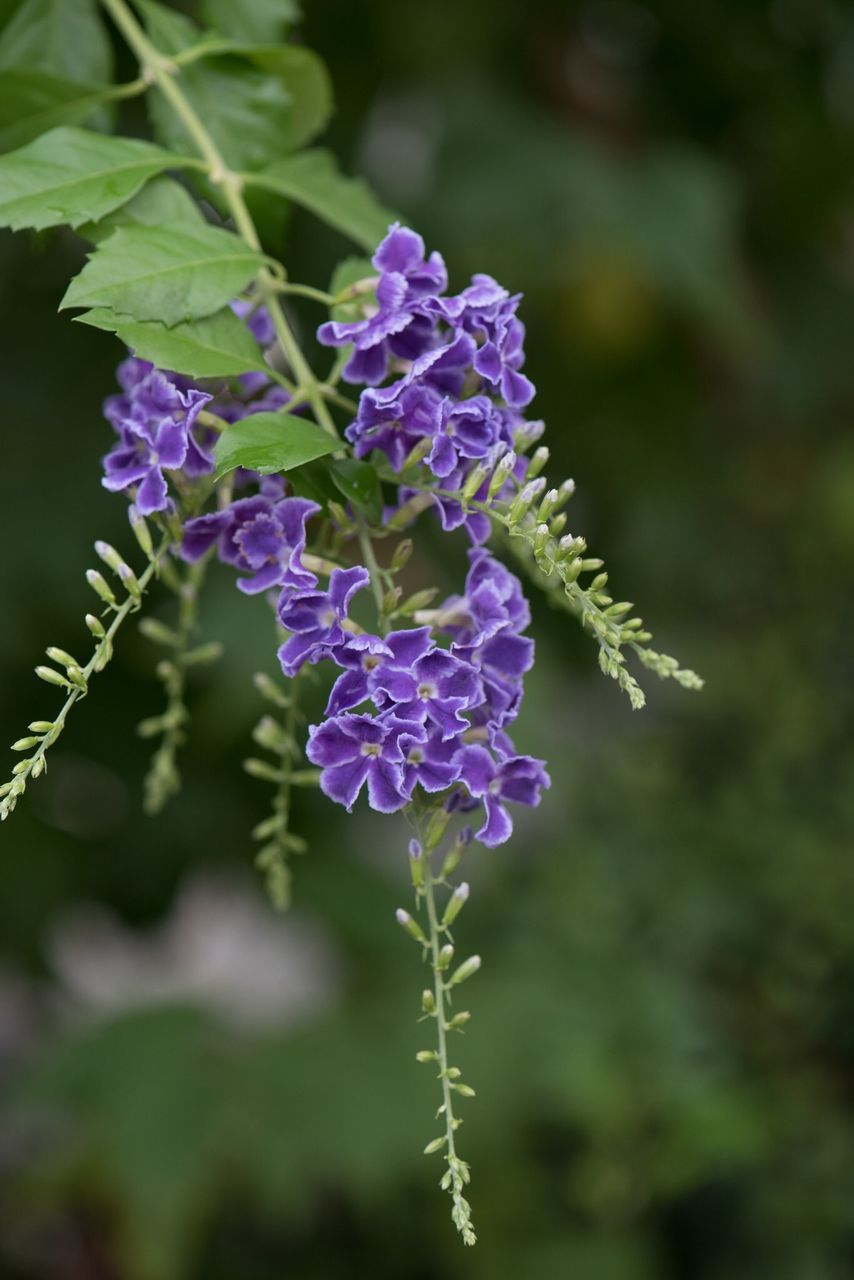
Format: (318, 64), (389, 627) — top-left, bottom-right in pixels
(2, 1), (854, 1277)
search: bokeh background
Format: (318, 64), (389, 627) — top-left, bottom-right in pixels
(2, 1), (854, 1277)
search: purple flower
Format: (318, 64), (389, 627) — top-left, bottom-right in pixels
(368, 629), (484, 739)
(346, 379), (442, 470)
(427, 395), (504, 479)
(399, 726), (460, 797)
(277, 566), (370, 676)
(181, 486), (319, 594)
(440, 551), (531, 651)
(306, 711), (415, 813)
(453, 745), (550, 846)
(471, 298), (535, 409)
(102, 367), (212, 514)
(317, 223), (446, 385)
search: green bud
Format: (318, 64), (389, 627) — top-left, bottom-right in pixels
(86, 569), (116, 606)
(537, 489), (560, 523)
(446, 1011), (471, 1031)
(253, 672), (289, 708)
(130, 510), (154, 559)
(398, 587), (439, 616)
(28, 721), (54, 734)
(243, 758), (284, 783)
(85, 613), (106, 638)
(462, 463), (490, 502)
(421, 988), (436, 1015)
(396, 908), (427, 944)
(46, 647), (78, 670)
(451, 1082), (476, 1098)
(605, 601), (633, 618)
(424, 806), (451, 849)
(12, 760), (31, 775)
(440, 828), (471, 879)
(444, 1066), (462, 1080)
(35, 665), (69, 688)
(526, 445), (549, 479)
(94, 540), (124, 573)
(390, 539), (413, 573)
(184, 642), (224, 666)
(449, 954), (481, 986)
(139, 618), (179, 646)
(409, 839), (425, 889)
(441, 882), (470, 928)
(424, 1135), (447, 1154)
(549, 512), (567, 538)
(11, 737), (38, 751)
(382, 585), (403, 616)
(533, 524), (551, 557)
(118, 563), (141, 600)
(416, 1049), (439, 1064)
(401, 436), (433, 471)
(487, 450), (517, 498)
(437, 943), (454, 971)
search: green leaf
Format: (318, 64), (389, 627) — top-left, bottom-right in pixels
(329, 459), (383, 524)
(200, 0), (300, 43)
(0, 71), (120, 154)
(138, 1), (331, 169)
(60, 223), (268, 326)
(0, 0), (112, 85)
(78, 176), (205, 244)
(0, 127), (191, 231)
(76, 307), (270, 380)
(214, 412), (338, 480)
(248, 151), (392, 251)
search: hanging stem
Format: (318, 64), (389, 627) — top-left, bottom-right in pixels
(99, 0), (339, 441)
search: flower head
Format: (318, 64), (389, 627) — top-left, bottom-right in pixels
(306, 711), (416, 813)
(277, 566), (370, 676)
(181, 486), (319, 594)
(453, 745), (550, 846)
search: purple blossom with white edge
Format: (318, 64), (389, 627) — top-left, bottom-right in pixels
(453, 745), (550, 846)
(180, 484), (319, 595)
(102, 364), (213, 514)
(306, 711), (417, 813)
(277, 566), (370, 676)
(317, 223), (446, 385)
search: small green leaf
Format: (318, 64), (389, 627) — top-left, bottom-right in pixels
(60, 223), (268, 326)
(0, 71), (122, 154)
(248, 150), (392, 250)
(214, 413), (338, 480)
(200, 0), (300, 44)
(76, 307), (270, 380)
(241, 45), (331, 150)
(329, 458), (383, 524)
(0, 127), (191, 231)
(0, 0), (112, 85)
(78, 176), (205, 244)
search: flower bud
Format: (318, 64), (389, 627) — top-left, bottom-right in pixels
(424, 1135), (447, 1154)
(487, 450), (516, 498)
(390, 539), (413, 573)
(86, 569), (117, 606)
(85, 613), (106, 638)
(396, 908), (427, 944)
(537, 489), (560, 523)
(35, 665), (69, 688)
(526, 445), (549, 479)
(11, 737), (38, 751)
(421, 988), (436, 1015)
(409, 839), (425, 889)
(462, 462), (489, 502)
(401, 436), (433, 471)
(129, 508), (154, 559)
(549, 512), (567, 538)
(436, 943), (454, 971)
(46, 647), (79, 670)
(440, 827), (472, 879)
(446, 1010), (471, 1031)
(451, 1082), (476, 1098)
(449, 954), (481, 986)
(441, 882), (470, 928)
(253, 672), (289, 708)
(139, 618), (178, 646)
(533, 524), (551, 557)
(94, 540), (124, 573)
(424, 806), (450, 849)
(415, 1049), (438, 1064)
(118, 562), (142, 600)
(28, 721), (54, 734)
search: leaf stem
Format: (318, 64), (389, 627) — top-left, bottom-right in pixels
(100, 0), (339, 441)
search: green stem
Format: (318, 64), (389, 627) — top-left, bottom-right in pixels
(420, 846), (477, 1246)
(143, 555), (207, 814)
(357, 521), (388, 630)
(100, 0), (339, 441)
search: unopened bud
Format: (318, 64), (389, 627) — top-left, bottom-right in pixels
(86, 569), (116, 606)
(46, 647), (78, 670)
(402, 436), (433, 471)
(421, 988), (436, 1015)
(118, 563), (141, 599)
(487, 450), (516, 498)
(94, 540), (124, 572)
(437, 943), (454, 971)
(35, 665), (69, 688)
(446, 1010), (471, 1031)
(11, 737), (38, 751)
(409, 839), (424, 888)
(537, 489), (560, 523)
(396, 908), (427, 944)
(526, 445), (549, 479)
(390, 539), (413, 573)
(549, 512), (567, 537)
(424, 806), (451, 849)
(462, 463), (489, 502)
(424, 1135), (447, 1154)
(442, 882), (470, 928)
(440, 827), (472, 879)
(449, 954), (481, 986)
(28, 721), (54, 734)
(129, 509), (154, 559)
(416, 1049), (439, 1064)
(533, 524), (551, 556)
(85, 613), (106, 638)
